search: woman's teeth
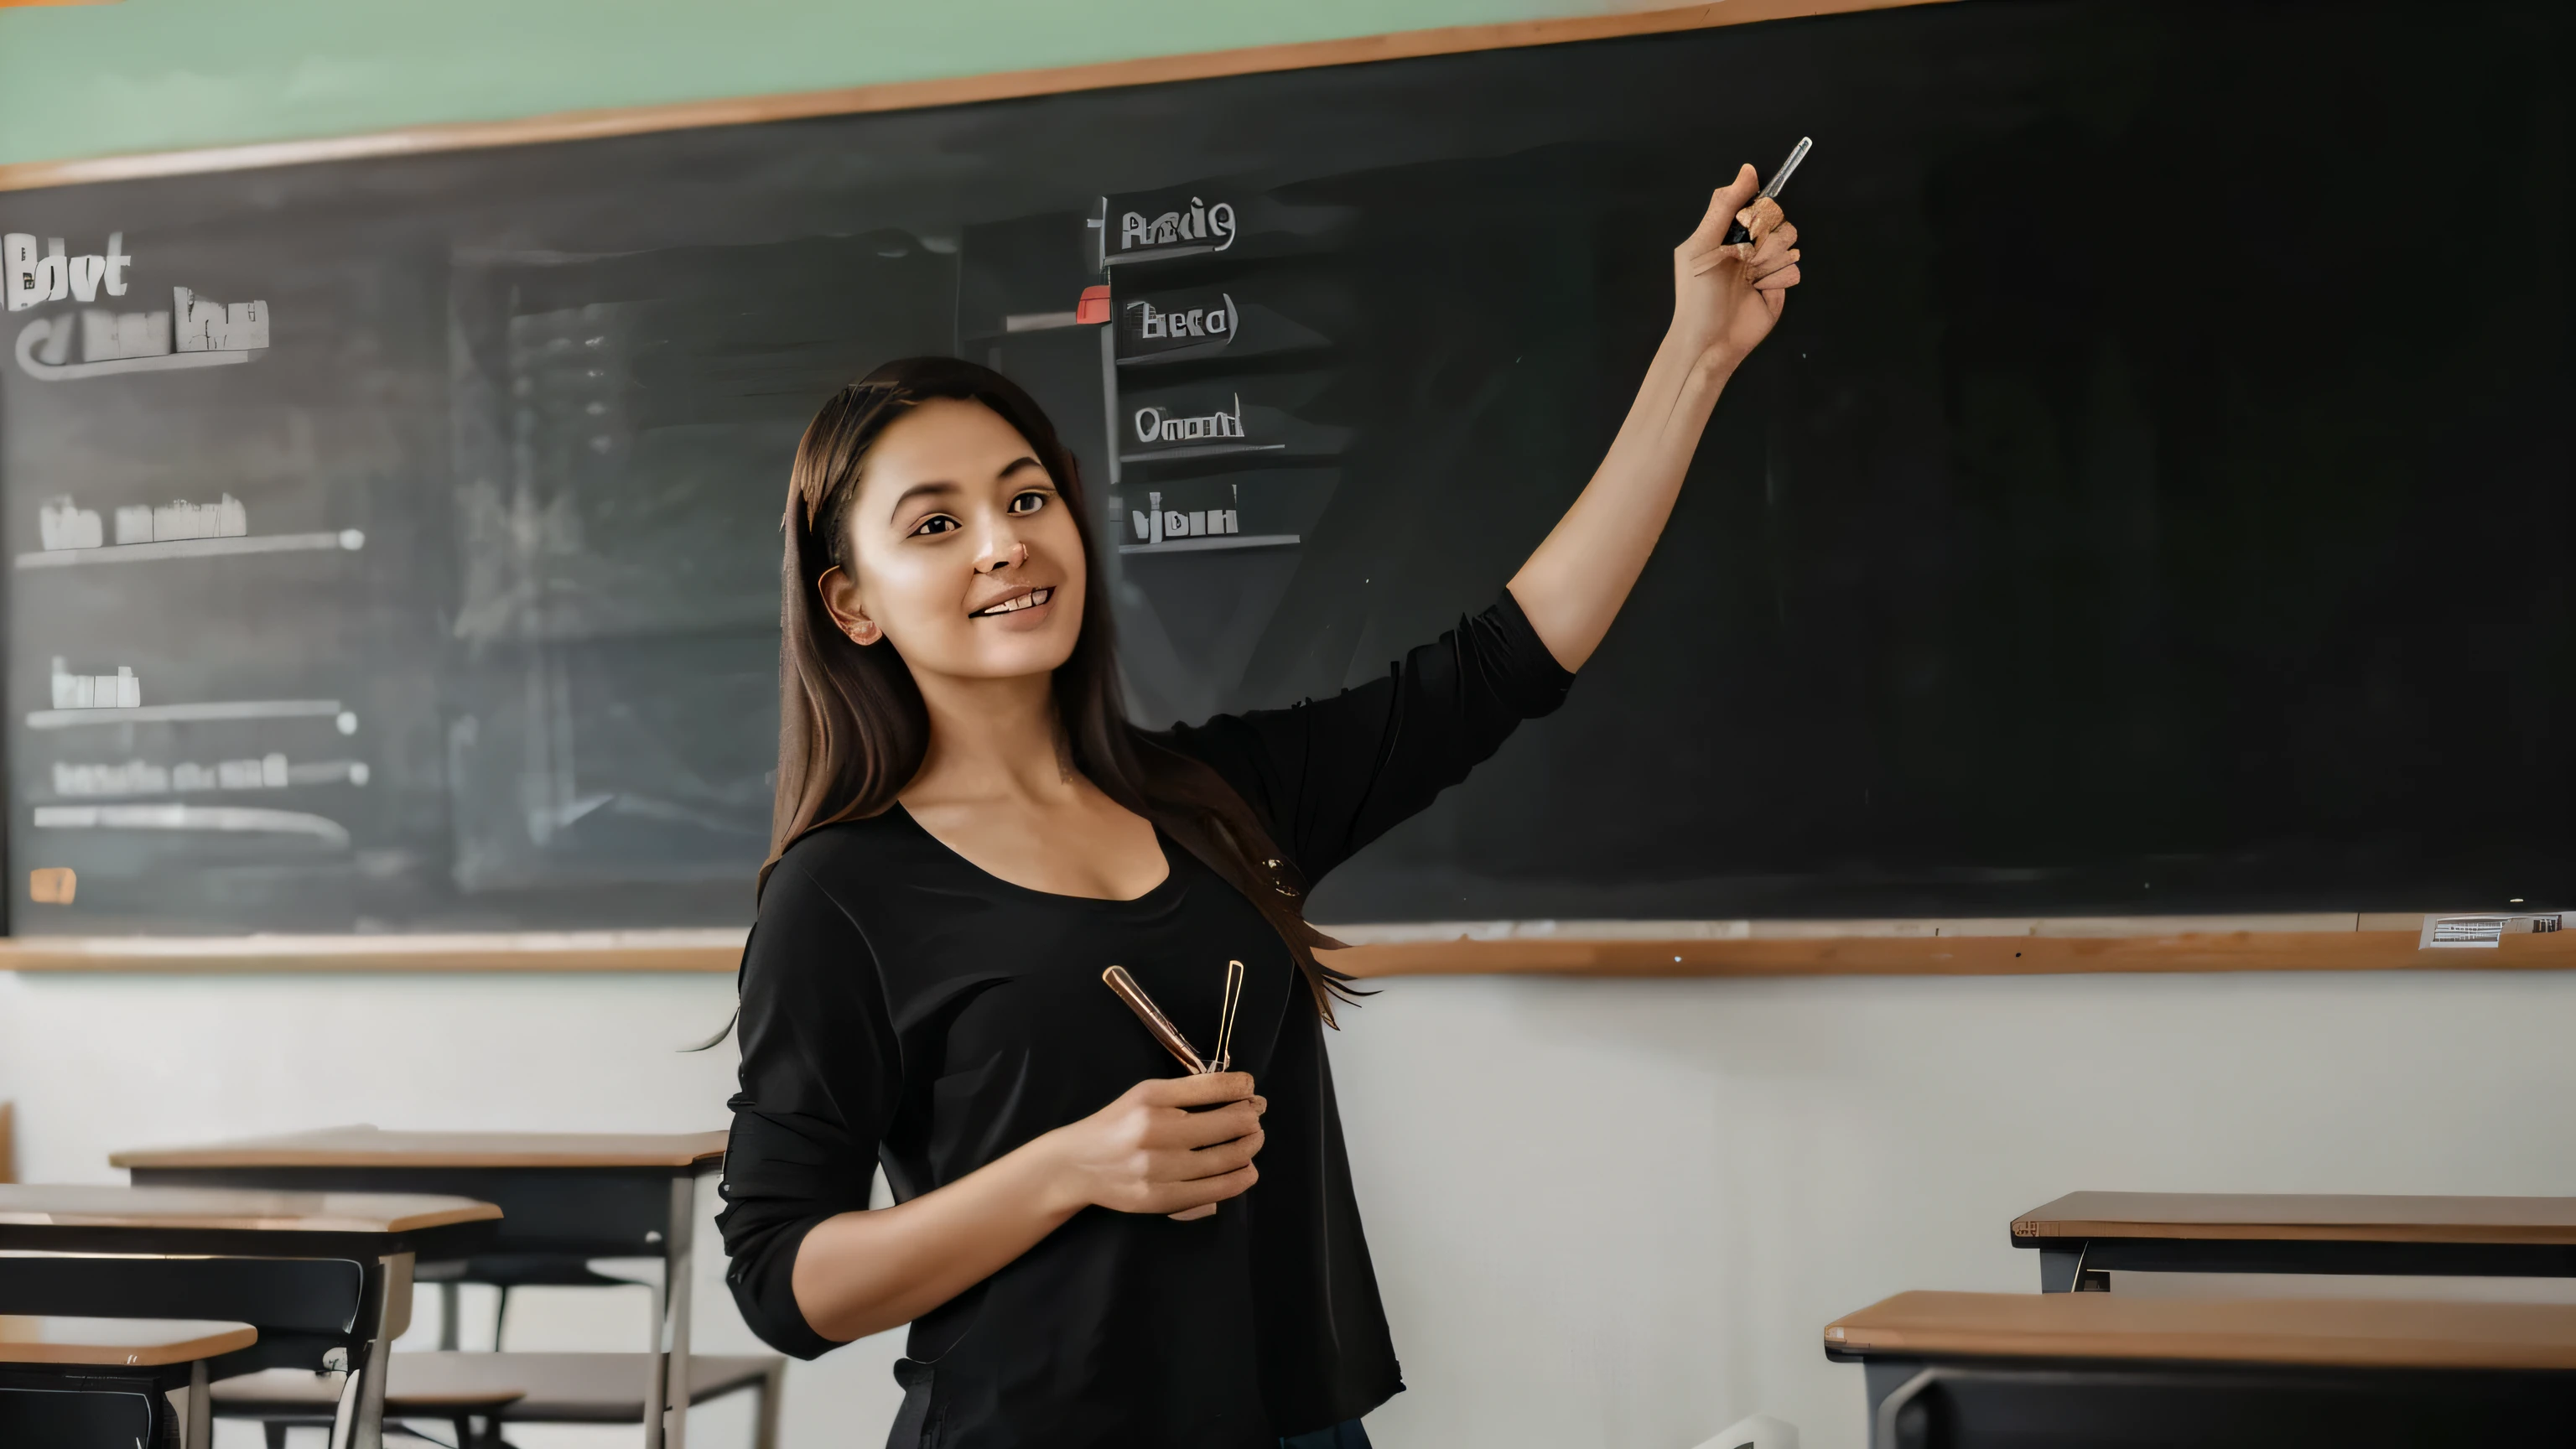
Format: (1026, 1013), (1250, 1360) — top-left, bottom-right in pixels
(973, 587), (1052, 618)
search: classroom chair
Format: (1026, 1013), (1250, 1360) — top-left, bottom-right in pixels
(113, 1128), (778, 1447)
(214, 1352), (782, 1448)
(0, 1315), (256, 1449)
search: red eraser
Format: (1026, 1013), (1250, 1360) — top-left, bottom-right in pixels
(1076, 284), (1112, 325)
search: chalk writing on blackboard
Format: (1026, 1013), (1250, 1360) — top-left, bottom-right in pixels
(8, 233), (271, 381)
(48, 658), (139, 710)
(31, 802), (351, 847)
(23, 696), (354, 731)
(22, 494), (359, 569)
(1115, 488), (1300, 557)
(36, 498), (101, 551)
(1128, 489), (1243, 543)
(50, 755), (368, 797)
(3, 233), (133, 309)
(1107, 195), (1238, 266)
(1119, 381), (1347, 465)
(1134, 394), (1249, 447)
(1120, 292), (1239, 365)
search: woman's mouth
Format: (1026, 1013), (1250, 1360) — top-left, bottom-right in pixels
(969, 586), (1054, 619)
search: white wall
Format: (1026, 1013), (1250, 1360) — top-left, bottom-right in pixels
(6, 965), (2575, 1449)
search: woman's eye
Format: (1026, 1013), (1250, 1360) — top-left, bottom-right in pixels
(1009, 491), (1049, 515)
(911, 515), (959, 537)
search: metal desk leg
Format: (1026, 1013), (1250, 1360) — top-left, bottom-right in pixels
(330, 1250), (413, 1449)
(1871, 1366), (1939, 1449)
(2038, 1246), (2107, 1292)
(184, 1358), (212, 1449)
(648, 1174), (698, 1449)
(754, 1358), (785, 1449)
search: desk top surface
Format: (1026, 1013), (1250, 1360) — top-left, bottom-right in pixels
(1826, 1291), (2576, 1372)
(0, 1183), (501, 1234)
(2012, 1192), (2576, 1245)
(0, 1315), (259, 1366)
(112, 1125), (729, 1171)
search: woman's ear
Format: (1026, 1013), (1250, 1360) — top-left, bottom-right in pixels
(818, 565), (884, 646)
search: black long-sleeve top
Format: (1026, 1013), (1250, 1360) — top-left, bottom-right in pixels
(716, 590), (1575, 1448)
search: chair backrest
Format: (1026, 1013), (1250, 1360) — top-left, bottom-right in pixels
(0, 1376), (161, 1448)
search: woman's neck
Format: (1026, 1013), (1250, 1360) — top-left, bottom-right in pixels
(903, 668), (1075, 808)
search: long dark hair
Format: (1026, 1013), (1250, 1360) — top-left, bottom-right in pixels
(768, 356), (1354, 1021)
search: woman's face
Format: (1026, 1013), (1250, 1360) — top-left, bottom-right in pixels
(824, 396), (1087, 684)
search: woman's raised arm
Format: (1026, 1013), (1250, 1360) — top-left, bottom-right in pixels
(1505, 164), (1802, 673)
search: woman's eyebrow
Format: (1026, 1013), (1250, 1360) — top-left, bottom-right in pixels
(998, 456), (1046, 480)
(888, 480), (960, 520)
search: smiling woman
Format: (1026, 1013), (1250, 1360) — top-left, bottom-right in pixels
(717, 169), (1800, 1449)
(767, 361), (1339, 986)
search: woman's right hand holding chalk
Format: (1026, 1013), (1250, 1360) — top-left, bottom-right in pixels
(784, 1072), (1265, 1340)
(1038, 1072), (1267, 1217)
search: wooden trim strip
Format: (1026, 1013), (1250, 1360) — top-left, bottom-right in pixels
(2, 917), (2571, 974)
(0, 929), (747, 973)
(1329, 926), (2576, 978)
(0, 0), (1945, 193)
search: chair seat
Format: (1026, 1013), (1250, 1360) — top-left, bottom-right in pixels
(213, 1368), (524, 1415)
(213, 1351), (774, 1422)
(0, 1315), (255, 1367)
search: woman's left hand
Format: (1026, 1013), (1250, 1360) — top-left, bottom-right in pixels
(1670, 164), (1802, 371)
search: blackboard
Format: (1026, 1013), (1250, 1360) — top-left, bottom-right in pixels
(3, 0), (2569, 936)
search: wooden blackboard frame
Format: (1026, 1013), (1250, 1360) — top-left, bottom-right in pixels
(6, 0), (2551, 976)
(0, 0), (1938, 193)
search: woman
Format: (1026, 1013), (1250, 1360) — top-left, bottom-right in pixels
(718, 168), (1800, 1448)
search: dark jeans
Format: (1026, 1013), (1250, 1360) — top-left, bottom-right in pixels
(1280, 1421), (1371, 1449)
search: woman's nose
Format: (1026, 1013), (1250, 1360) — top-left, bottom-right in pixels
(976, 538), (1030, 574)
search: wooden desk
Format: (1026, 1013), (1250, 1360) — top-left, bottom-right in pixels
(1825, 1291), (2576, 1448)
(115, 1127), (727, 1449)
(0, 1316), (258, 1449)
(2012, 1192), (2576, 1291)
(0, 1315), (258, 1367)
(0, 1183), (496, 1242)
(0, 1184), (496, 1449)
(114, 1128), (727, 1172)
